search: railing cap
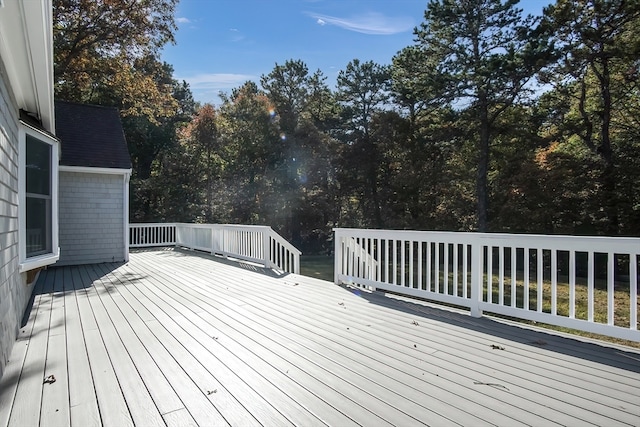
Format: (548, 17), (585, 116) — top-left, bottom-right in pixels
(333, 228), (640, 252)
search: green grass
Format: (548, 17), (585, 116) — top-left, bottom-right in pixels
(424, 270), (640, 348)
(484, 275), (640, 348)
(300, 255), (334, 281)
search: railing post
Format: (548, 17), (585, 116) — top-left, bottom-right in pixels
(214, 224), (216, 255)
(470, 239), (483, 318)
(263, 229), (272, 269)
(334, 229), (343, 285)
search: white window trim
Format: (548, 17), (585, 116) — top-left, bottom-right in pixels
(19, 122), (59, 272)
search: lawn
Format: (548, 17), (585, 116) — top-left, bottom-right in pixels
(300, 255), (334, 281)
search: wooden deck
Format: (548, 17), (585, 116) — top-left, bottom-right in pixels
(1, 248), (639, 427)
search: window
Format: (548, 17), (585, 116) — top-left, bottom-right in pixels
(25, 135), (52, 256)
(19, 122), (59, 272)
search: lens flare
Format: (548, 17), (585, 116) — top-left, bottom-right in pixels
(280, 133), (286, 141)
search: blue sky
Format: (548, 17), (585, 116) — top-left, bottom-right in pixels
(161, 0), (550, 105)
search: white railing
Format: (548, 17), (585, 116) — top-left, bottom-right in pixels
(342, 236), (379, 280)
(129, 223), (176, 247)
(334, 228), (640, 342)
(129, 223), (301, 274)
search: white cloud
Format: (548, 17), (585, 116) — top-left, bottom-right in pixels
(306, 12), (413, 35)
(179, 73), (258, 104)
(183, 73), (257, 90)
(176, 17), (191, 24)
(228, 28), (245, 42)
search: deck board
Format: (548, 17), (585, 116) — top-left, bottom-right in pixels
(168, 256), (583, 424)
(0, 278), (41, 427)
(82, 264), (166, 427)
(130, 261), (395, 427)
(126, 269), (320, 426)
(88, 263), (185, 417)
(40, 268), (70, 427)
(8, 273), (52, 427)
(64, 266), (101, 427)
(117, 263), (292, 426)
(90, 262), (235, 426)
(1, 248), (640, 427)
(168, 254), (564, 426)
(139, 257), (493, 426)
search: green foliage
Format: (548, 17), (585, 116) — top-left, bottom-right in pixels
(334, 59), (392, 228)
(53, 0), (640, 242)
(538, 0), (640, 234)
(54, 0), (178, 120)
(413, 0), (550, 231)
(53, 0), (199, 224)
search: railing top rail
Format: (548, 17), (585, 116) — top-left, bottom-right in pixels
(175, 223), (273, 230)
(334, 228), (640, 252)
(268, 229), (302, 256)
(131, 222), (177, 227)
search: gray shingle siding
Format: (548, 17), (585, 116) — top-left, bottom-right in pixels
(58, 171), (126, 265)
(0, 55), (32, 380)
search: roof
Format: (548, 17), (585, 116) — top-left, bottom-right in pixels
(55, 101), (132, 169)
(0, 0), (55, 132)
(19, 110), (58, 141)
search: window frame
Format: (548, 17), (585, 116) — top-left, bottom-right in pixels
(19, 122), (59, 272)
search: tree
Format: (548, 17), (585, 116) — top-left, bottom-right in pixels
(414, 0), (550, 231)
(336, 59), (391, 227)
(54, 0), (178, 120)
(260, 60), (340, 247)
(391, 46), (448, 126)
(541, 0), (640, 234)
(216, 82), (285, 225)
(53, 0), (199, 223)
(179, 105), (220, 222)
(127, 75), (197, 222)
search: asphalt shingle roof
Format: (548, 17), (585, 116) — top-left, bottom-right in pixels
(55, 100), (132, 169)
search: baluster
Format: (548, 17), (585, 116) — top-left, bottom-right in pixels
(376, 238), (381, 281)
(384, 239), (389, 283)
(401, 240), (406, 287)
(569, 250), (576, 318)
(409, 240), (414, 289)
(435, 242), (440, 293)
(453, 243), (459, 297)
(551, 249), (557, 316)
(588, 251), (594, 322)
(426, 241), (432, 292)
(487, 245), (493, 303)
(631, 256), (637, 330)
(463, 243), (468, 299)
(393, 239), (398, 285)
(444, 243), (449, 295)
(418, 241), (423, 291)
(511, 247), (516, 307)
(607, 252), (614, 325)
(499, 246), (504, 305)
(524, 248), (530, 310)
(537, 248), (543, 313)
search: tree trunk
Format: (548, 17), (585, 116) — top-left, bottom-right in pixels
(476, 95), (490, 232)
(364, 137), (383, 228)
(598, 58), (618, 235)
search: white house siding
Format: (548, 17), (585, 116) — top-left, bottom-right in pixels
(0, 57), (32, 379)
(58, 171), (126, 265)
